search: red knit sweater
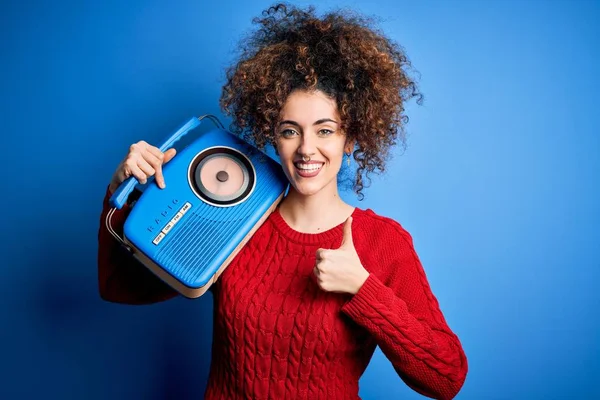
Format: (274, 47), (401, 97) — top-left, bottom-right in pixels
(98, 187), (468, 399)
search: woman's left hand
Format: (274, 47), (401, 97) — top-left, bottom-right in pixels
(314, 217), (370, 295)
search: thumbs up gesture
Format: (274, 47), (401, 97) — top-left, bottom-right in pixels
(313, 217), (370, 295)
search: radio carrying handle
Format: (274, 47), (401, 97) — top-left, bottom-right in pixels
(105, 114), (224, 250)
(109, 115), (224, 209)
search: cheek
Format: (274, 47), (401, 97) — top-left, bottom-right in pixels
(274, 142), (291, 161)
(322, 145), (345, 165)
(275, 144), (297, 177)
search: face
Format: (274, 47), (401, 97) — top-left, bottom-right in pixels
(275, 89), (351, 197)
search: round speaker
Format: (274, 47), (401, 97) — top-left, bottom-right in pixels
(188, 147), (255, 206)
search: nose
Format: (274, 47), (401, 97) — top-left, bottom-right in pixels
(297, 132), (316, 158)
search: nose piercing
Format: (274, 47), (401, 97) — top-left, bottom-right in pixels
(302, 155), (311, 162)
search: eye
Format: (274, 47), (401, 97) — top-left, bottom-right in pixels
(318, 129), (335, 136)
(279, 129), (298, 138)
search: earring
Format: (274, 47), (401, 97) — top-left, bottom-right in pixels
(346, 152), (351, 167)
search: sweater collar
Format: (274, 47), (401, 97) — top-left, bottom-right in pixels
(268, 207), (361, 245)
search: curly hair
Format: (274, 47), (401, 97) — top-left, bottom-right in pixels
(220, 2), (423, 199)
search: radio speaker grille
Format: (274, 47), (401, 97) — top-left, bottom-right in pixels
(154, 181), (276, 287)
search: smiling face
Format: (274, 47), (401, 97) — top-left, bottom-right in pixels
(275, 89), (351, 198)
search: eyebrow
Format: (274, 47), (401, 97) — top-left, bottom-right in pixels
(278, 118), (339, 127)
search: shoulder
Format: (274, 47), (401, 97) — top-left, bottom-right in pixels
(350, 207), (422, 276)
(352, 207), (415, 247)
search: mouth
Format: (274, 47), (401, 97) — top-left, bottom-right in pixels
(293, 161), (324, 178)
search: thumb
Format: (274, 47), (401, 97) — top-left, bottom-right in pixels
(340, 216), (354, 249)
(163, 148), (177, 164)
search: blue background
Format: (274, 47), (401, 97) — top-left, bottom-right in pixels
(1, 0), (598, 399)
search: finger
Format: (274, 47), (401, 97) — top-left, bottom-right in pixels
(126, 162), (149, 184)
(145, 146), (177, 165)
(318, 280), (329, 292)
(155, 149), (175, 189)
(136, 158), (156, 179)
(114, 166), (128, 186)
(163, 148), (177, 163)
(146, 144), (164, 162)
(316, 248), (327, 260)
(129, 141), (146, 155)
(139, 151), (165, 188)
(125, 155), (154, 183)
(141, 149), (163, 169)
(148, 148), (176, 189)
(341, 216), (354, 248)
(154, 163), (166, 189)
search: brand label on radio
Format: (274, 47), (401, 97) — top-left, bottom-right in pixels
(150, 201), (192, 245)
(146, 199), (181, 233)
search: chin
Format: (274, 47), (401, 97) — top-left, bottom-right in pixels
(289, 175), (336, 197)
(291, 182), (323, 197)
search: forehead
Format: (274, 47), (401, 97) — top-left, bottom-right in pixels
(280, 89), (339, 120)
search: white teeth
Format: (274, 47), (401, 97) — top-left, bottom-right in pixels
(295, 163), (323, 171)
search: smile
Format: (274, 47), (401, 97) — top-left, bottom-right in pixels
(293, 162), (324, 177)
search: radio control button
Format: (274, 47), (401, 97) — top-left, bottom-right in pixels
(152, 232), (165, 245)
(171, 211), (183, 224)
(180, 202), (192, 214)
(162, 221), (175, 234)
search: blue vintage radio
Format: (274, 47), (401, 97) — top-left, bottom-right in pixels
(105, 115), (289, 298)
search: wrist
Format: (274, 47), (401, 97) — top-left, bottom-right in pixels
(352, 270), (370, 295)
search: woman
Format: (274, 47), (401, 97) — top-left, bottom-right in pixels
(97, 3), (468, 399)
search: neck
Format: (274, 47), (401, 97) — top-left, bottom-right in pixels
(277, 182), (353, 234)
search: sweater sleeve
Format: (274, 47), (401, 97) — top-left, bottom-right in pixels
(340, 225), (468, 400)
(97, 185), (179, 305)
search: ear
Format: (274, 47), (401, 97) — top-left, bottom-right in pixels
(271, 137), (281, 156)
(344, 138), (356, 154)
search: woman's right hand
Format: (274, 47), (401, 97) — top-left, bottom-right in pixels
(108, 140), (177, 194)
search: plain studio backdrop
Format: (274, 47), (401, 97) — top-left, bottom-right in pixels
(1, 0), (598, 399)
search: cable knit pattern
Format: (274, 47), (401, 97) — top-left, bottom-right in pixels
(98, 187), (468, 399)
